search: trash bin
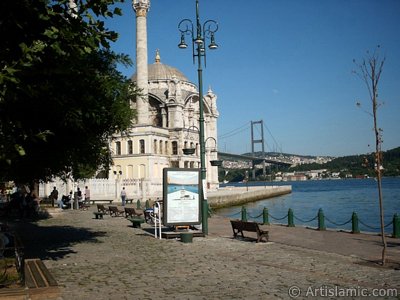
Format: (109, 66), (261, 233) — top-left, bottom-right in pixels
(180, 232), (193, 243)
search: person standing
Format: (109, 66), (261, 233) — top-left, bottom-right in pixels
(84, 186), (90, 203)
(120, 187), (127, 207)
(77, 187), (82, 201)
(50, 187), (58, 207)
(76, 187), (83, 209)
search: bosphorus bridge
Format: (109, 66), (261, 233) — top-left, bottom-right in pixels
(216, 120), (292, 171)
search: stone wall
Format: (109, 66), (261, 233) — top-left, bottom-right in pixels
(208, 185), (292, 209)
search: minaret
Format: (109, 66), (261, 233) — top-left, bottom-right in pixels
(132, 0), (150, 124)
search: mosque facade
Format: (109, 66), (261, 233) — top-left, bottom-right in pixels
(108, 0), (219, 200)
(39, 0), (219, 200)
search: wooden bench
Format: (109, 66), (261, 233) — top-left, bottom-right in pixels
(124, 207), (143, 218)
(127, 217), (145, 228)
(125, 199), (134, 204)
(230, 220), (269, 243)
(24, 258), (60, 299)
(93, 212), (105, 219)
(89, 199), (113, 205)
(109, 206), (124, 217)
(79, 200), (91, 210)
(97, 204), (109, 214)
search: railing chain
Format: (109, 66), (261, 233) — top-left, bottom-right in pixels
(226, 211), (241, 218)
(247, 212), (263, 219)
(358, 218), (393, 230)
(358, 219), (382, 230)
(293, 215), (318, 223)
(325, 216), (352, 227)
(384, 220), (394, 228)
(268, 213), (288, 221)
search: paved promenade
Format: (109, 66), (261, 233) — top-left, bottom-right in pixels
(13, 207), (400, 300)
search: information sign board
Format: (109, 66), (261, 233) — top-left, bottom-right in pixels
(163, 168), (201, 226)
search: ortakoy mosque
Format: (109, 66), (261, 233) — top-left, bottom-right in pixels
(40, 0), (219, 200)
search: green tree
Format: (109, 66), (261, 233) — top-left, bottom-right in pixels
(0, 0), (136, 184)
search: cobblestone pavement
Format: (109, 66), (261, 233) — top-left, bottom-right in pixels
(13, 207), (400, 300)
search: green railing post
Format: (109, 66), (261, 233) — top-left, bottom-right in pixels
(145, 199), (150, 209)
(241, 206), (247, 222)
(136, 199), (141, 209)
(288, 208), (295, 227)
(318, 208), (326, 231)
(352, 212), (360, 234)
(393, 213), (399, 238)
(263, 207), (270, 225)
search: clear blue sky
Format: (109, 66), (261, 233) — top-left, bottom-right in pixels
(106, 0), (400, 157)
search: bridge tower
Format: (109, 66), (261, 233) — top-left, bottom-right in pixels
(251, 120), (266, 179)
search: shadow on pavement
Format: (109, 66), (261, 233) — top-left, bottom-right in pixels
(9, 220), (107, 261)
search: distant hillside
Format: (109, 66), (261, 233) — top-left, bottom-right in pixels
(242, 151), (333, 160)
(290, 147), (400, 177)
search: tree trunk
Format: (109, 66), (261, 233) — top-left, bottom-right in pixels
(373, 86), (386, 266)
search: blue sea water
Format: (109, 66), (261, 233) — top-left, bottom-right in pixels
(216, 177), (400, 233)
(167, 184), (199, 194)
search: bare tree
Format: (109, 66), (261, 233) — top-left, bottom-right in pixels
(353, 46), (386, 265)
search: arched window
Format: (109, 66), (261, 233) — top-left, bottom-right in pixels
(139, 139), (145, 154)
(154, 139), (157, 154)
(127, 140), (133, 154)
(165, 141), (168, 154)
(172, 141), (178, 155)
(159, 140), (163, 154)
(116, 141), (121, 155)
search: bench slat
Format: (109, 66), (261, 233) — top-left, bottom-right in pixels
(24, 263), (37, 289)
(26, 260), (47, 288)
(124, 207), (143, 218)
(109, 206), (124, 217)
(36, 260), (58, 287)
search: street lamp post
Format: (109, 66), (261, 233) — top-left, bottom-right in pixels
(178, 0), (218, 235)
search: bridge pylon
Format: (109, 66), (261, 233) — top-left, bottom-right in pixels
(251, 120), (266, 179)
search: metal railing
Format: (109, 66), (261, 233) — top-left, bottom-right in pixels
(224, 207), (400, 237)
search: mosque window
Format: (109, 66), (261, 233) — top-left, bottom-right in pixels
(116, 141), (121, 155)
(128, 140), (133, 154)
(165, 141), (168, 155)
(154, 139), (157, 154)
(172, 141), (178, 155)
(190, 162), (194, 168)
(140, 139), (145, 154)
(159, 140), (163, 154)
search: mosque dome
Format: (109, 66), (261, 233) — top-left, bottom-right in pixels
(131, 50), (189, 82)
